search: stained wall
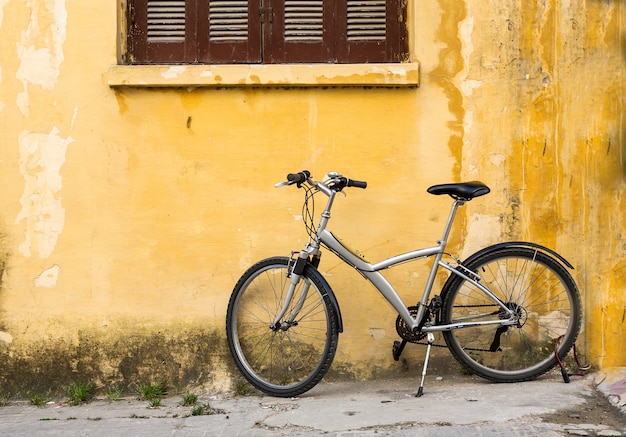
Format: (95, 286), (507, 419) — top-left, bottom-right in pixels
(0, 0), (623, 394)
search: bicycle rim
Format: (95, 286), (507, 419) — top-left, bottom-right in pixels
(442, 248), (582, 382)
(226, 257), (338, 397)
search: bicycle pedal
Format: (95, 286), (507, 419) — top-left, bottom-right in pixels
(392, 340), (406, 361)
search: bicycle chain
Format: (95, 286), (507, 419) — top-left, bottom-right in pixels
(395, 306), (428, 343)
(396, 305), (502, 352)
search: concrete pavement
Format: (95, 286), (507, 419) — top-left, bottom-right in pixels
(1, 371), (626, 436)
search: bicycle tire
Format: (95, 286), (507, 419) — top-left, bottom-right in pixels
(441, 247), (582, 382)
(226, 257), (339, 397)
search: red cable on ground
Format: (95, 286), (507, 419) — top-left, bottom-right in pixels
(554, 335), (589, 383)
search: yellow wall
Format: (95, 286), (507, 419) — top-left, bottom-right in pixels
(0, 0), (624, 394)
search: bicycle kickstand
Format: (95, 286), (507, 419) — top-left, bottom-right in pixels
(416, 332), (435, 397)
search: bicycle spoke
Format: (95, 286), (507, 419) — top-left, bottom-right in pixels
(443, 247), (581, 382)
(227, 258), (338, 396)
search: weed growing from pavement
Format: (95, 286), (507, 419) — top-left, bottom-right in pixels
(137, 380), (169, 408)
(148, 398), (163, 408)
(137, 381), (168, 401)
(233, 377), (250, 396)
(65, 381), (94, 406)
(28, 392), (50, 407)
(191, 403), (214, 416)
(0, 390), (11, 406)
(105, 386), (122, 402)
(181, 392), (198, 406)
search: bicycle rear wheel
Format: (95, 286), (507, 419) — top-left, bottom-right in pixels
(226, 257), (339, 397)
(441, 247), (582, 382)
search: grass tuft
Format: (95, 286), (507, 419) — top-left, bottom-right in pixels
(137, 381), (168, 408)
(65, 381), (95, 406)
(105, 386), (122, 402)
(233, 377), (250, 396)
(137, 381), (168, 401)
(191, 402), (214, 416)
(0, 390), (11, 407)
(181, 392), (198, 406)
(28, 392), (50, 407)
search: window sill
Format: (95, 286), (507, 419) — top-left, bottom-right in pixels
(107, 63), (420, 88)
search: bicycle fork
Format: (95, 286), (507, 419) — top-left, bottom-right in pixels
(270, 255), (310, 331)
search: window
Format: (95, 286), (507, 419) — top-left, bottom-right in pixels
(126, 0), (409, 64)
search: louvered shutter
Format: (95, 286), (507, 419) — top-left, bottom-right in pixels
(128, 0), (197, 63)
(126, 0), (408, 64)
(197, 0), (262, 63)
(336, 0), (408, 63)
(269, 0), (334, 63)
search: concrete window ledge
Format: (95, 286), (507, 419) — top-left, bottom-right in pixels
(108, 63), (420, 88)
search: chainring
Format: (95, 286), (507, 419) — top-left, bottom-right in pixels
(395, 306), (427, 343)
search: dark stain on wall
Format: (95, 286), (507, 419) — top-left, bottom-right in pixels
(0, 327), (230, 397)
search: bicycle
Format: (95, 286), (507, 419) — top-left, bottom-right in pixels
(226, 170), (582, 397)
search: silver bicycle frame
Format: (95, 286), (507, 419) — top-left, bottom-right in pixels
(272, 179), (517, 333)
(319, 222), (515, 332)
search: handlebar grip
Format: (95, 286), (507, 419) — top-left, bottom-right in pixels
(287, 170), (311, 184)
(347, 179), (367, 189)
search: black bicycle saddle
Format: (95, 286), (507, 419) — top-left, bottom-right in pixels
(426, 181), (490, 200)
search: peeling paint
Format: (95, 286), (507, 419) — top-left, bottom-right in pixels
(17, 0), (67, 87)
(161, 66), (186, 79)
(462, 213), (503, 258)
(0, 0), (8, 28)
(15, 127), (73, 258)
(34, 264), (60, 288)
(368, 328), (386, 341)
(459, 15), (474, 79)
(461, 80), (482, 96)
(15, 0), (67, 115)
(0, 331), (12, 344)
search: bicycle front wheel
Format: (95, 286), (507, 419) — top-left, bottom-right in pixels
(226, 257), (339, 397)
(442, 247), (582, 382)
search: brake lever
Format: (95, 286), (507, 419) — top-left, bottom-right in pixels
(275, 180), (295, 188)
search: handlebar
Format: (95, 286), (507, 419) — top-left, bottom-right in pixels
(287, 171), (311, 184)
(277, 170), (367, 192)
(346, 178), (367, 189)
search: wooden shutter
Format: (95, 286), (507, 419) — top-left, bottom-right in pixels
(336, 0), (408, 63)
(268, 0), (334, 63)
(197, 0), (262, 63)
(126, 0), (408, 64)
(128, 0), (197, 63)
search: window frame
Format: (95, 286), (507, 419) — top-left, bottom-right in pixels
(125, 0), (409, 65)
(113, 0), (419, 88)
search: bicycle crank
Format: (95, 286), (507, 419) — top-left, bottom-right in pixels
(395, 306), (427, 343)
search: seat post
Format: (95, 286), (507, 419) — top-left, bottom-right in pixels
(414, 198), (464, 317)
(439, 199), (464, 246)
